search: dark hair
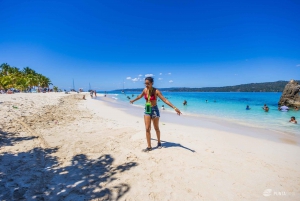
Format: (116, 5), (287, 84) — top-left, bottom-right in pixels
(145, 77), (154, 83)
(291, 116), (296, 119)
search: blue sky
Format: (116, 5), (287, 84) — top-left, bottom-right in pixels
(0, 0), (299, 90)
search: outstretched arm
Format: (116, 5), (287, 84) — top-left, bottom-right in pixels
(156, 89), (182, 115)
(130, 90), (144, 104)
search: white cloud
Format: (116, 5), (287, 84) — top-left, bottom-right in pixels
(159, 73), (162, 75)
(126, 77), (131, 80)
(145, 74), (154, 77)
(168, 73), (171, 75)
(132, 78), (139, 82)
(138, 74), (143, 76)
(169, 80), (173, 83)
(296, 64), (300, 67)
(158, 78), (163, 80)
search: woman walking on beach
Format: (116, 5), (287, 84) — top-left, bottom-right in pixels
(130, 77), (182, 152)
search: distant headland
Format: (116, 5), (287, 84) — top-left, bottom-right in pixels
(112, 80), (300, 92)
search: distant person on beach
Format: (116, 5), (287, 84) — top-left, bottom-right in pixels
(183, 100), (187, 105)
(7, 89), (14, 94)
(130, 77), (182, 152)
(94, 90), (97, 97)
(83, 95), (86, 100)
(90, 90), (93, 98)
(294, 106), (299, 111)
(289, 116), (297, 124)
(279, 105), (289, 112)
(161, 105), (165, 110)
(246, 105), (251, 110)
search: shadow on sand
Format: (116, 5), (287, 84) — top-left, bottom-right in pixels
(151, 138), (195, 152)
(0, 129), (38, 147)
(0, 130), (138, 200)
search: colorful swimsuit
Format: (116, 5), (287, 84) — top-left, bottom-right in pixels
(144, 89), (160, 118)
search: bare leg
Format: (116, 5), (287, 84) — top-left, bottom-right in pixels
(144, 115), (152, 148)
(152, 117), (160, 144)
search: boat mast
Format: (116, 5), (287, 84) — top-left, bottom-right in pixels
(72, 79), (75, 90)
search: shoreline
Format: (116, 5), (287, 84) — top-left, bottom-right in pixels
(105, 91), (299, 136)
(97, 94), (300, 146)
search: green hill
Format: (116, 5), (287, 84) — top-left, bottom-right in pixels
(114, 80), (299, 92)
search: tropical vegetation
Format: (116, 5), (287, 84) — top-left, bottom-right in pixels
(0, 63), (52, 91)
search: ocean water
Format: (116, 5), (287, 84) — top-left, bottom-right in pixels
(101, 91), (299, 136)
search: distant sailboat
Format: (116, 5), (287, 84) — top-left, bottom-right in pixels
(121, 80), (125, 93)
(71, 79), (75, 92)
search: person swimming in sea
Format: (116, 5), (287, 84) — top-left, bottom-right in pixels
(262, 104), (269, 112)
(264, 106), (269, 112)
(246, 105), (251, 110)
(279, 105), (289, 112)
(289, 116), (297, 124)
(262, 104), (267, 110)
(183, 100), (187, 106)
(130, 77), (182, 152)
(294, 106), (299, 111)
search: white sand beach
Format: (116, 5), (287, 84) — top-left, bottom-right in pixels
(1, 93), (300, 200)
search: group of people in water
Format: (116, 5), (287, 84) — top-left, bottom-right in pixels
(245, 104), (298, 124)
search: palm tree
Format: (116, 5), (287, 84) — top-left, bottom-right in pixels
(23, 66), (36, 75)
(0, 63), (53, 92)
(0, 63), (11, 76)
(53, 86), (58, 92)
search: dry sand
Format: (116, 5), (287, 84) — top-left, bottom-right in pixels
(0, 92), (299, 201)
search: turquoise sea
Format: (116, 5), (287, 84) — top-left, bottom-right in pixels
(101, 91), (299, 136)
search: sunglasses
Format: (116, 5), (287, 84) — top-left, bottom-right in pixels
(144, 82), (151, 86)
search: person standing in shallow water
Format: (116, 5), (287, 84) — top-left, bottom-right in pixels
(130, 77), (182, 152)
